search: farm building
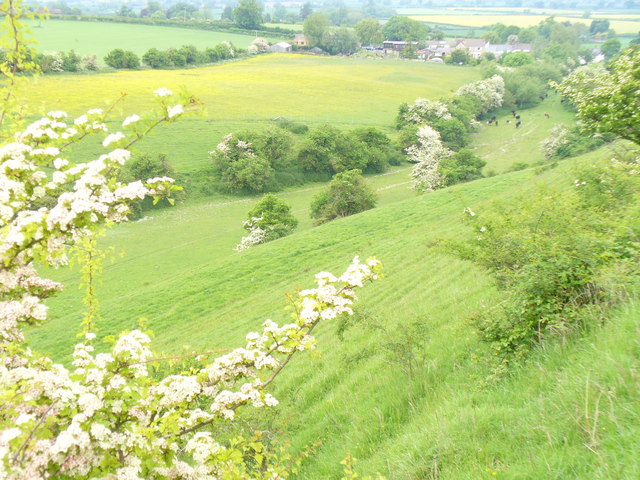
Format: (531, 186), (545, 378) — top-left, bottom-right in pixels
(382, 40), (419, 54)
(270, 42), (293, 53)
(484, 43), (532, 58)
(294, 34), (308, 46)
(455, 38), (487, 59)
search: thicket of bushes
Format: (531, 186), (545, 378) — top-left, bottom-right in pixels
(446, 154), (640, 377)
(208, 124), (403, 194)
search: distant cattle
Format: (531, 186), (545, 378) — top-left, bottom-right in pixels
(544, 113), (550, 118)
(515, 115), (521, 120)
(516, 121), (521, 128)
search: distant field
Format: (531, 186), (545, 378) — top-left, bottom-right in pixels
(25, 19), (287, 59)
(21, 54), (479, 172)
(264, 22), (304, 32)
(408, 13), (640, 34)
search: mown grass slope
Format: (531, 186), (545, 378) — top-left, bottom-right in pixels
(31, 143), (639, 479)
(22, 54), (479, 172)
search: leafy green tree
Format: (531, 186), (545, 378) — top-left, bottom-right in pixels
(601, 37), (621, 59)
(439, 149), (486, 185)
(303, 12), (329, 46)
(554, 47), (640, 145)
(142, 48), (170, 68)
(103, 49), (140, 69)
(233, 0), (263, 29)
(310, 169), (377, 224)
(322, 27), (360, 55)
(178, 44), (200, 64)
(590, 18), (610, 34)
(272, 3), (287, 22)
(446, 49), (471, 65)
(61, 49), (81, 72)
(297, 125), (368, 174)
(117, 5), (137, 17)
(382, 15), (429, 41)
(299, 2), (312, 20)
(166, 1), (198, 20)
(433, 117), (469, 150)
(246, 194), (298, 241)
(140, 1), (161, 17)
(167, 49), (186, 67)
(501, 51), (533, 66)
(211, 133), (276, 192)
(355, 17), (383, 46)
(221, 5), (234, 20)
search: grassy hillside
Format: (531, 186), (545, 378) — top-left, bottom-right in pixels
(473, 95), (575, 174)
(22, 55), (479, 172)
(26, 19), (286, 59)
(30, 143), (639, 478)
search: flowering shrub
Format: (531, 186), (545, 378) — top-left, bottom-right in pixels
(248, 38), (270, 55)
(554, 48), (640, 146)
(0, 89), (383, 477)
(209, 133), (276, 192)
(454, 75), (505, 114)
(402, 98), (452, 125)
(244, 194), (298, 243)
(540, 124), (570, 160)
(408, 125), (451, 192)
(235, 216), (268, 251)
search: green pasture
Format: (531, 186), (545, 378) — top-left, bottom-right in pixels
(26, 19), (286, 59)
(22, 54), (479, 172)
(29, 142), (639, 478)
(473, 95), (576, 174)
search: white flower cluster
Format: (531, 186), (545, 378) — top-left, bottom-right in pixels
(0, 253), (381, 478)
(248, 37), (270, 55)
(235, 217), (268, 251)
(408, 126), (451, 193)
(540, 124), (570, 160)
(454, 75), (505, 114)
(404, 98), (452, 124)
(0, 91), (185, 346)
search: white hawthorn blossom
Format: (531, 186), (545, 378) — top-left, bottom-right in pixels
(0, 92), (382, 479)
(408, 125), (451, 192)
(540, 125), (570, 159)
(235, 217), (267, 251)
(404, 98), (452, 124)
(454, 75), (505, 113)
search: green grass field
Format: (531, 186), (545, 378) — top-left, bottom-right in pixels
(26, 19), (287, 60)
(16, 47), (640, 478)
(21, 54), (479, 172)
(29, 142), (639, 478)
(473, 95), (576, 173)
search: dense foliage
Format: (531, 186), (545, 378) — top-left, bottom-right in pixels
(554, 47), (640, 146)
(310, 169), (377, 225)
(104, 48), (140, 69)
(450, 155), (640, 375)
(245, 194), (298, 242)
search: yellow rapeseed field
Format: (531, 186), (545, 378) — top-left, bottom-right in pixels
(22, 54), (479, 171)
(409, 14), (640, 34)
(24, 54), (479, 123)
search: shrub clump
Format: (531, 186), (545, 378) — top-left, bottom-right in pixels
(310, 169), (377, 225)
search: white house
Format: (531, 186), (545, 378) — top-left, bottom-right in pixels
(270, 42), (292, 53)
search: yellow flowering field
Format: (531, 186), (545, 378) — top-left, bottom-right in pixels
(409, 14), (640, 34)
(24, 54), (477, 119)
(23, 54), (479, 171)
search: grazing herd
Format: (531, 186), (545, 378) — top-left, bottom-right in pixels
(486, 109), (550, 129)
